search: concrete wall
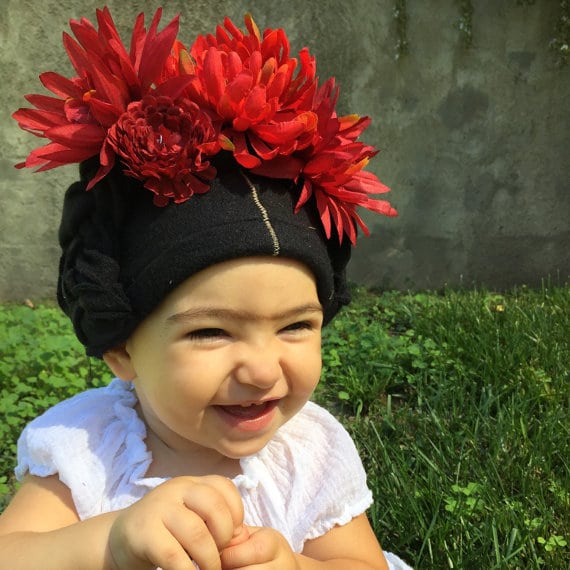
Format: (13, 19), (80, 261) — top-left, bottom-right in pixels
(1, 0), (568, 301)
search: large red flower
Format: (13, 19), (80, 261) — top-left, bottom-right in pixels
(12, 7), (184, 188)
(180, 14), (319, 171)
(106, 95), (220, 206)
(253, 78), (397, 244)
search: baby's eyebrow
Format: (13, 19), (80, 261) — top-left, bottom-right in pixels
(166, 303), (323, 325)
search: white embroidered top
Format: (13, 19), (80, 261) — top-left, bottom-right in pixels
(16, 379), (412, 569)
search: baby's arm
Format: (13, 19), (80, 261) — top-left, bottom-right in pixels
(220, 513), (389, 570)
(0, 474), (117, 569)
(0, 473), (243, 570)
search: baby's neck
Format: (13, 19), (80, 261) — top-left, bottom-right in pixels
(143, 428), (242, 479)
(134, 403), (243, 479)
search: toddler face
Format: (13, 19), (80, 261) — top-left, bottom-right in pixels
(111, 256), (323, 464)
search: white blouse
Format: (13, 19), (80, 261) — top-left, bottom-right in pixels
(16, 379), (412, 568)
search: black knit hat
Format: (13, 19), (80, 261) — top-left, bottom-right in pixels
(58, 154), (352, 358)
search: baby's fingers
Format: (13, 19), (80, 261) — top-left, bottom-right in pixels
(140, 531), (202, 570)
(109, 510), (210, 570)
(182, 477), (244, 550)
(162, 506), (221, 570)
(199, 476), (245, 529)
(220, 527), (282, 569)
(226, 525), (250, 547)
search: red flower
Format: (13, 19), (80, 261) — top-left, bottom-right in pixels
(182, 14), (319, 170)
(12, 7), (184, 187)
(253, 78), (397, 244)
(106, 95), (220, 206)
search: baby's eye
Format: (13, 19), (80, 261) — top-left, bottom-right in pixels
(186, 328), (227, 341)
(281, 321), (313, 333)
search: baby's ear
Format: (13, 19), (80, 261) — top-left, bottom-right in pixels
(103, 345), (136, 381)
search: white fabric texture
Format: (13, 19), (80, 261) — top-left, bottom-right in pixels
(16, 379), (412, 568)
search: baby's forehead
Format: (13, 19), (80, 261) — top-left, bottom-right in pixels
(142, 257), (319, 324)
(185, 256), (315, 279)
(163, 257), (318, 304)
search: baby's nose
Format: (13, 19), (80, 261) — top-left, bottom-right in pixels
(233, 344), (282, 389)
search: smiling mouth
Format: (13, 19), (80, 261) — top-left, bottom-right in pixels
(217, 400), (278, 419)
(213, 399), (280, 432)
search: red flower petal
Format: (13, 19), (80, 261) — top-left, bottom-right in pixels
(252, 111), (316, 145)
(86, 146), (115, 190)
(244, 85), (270, 122)
(203, 47), (226, 103)
(39, 72), (84, 99)
(13, 108), (69, 133)
(315, 190), (333, 239)
(226, 51), (244, 81)
(27, 142), (98, 165)
(138, 9), (180, 91)
(226, 73), (254, 108)
(129, 12), (147, 67)
(266, 64), (290, 99)
(251, 154), (304, 179)
(153, 75), (197, 100)
(46, 123), (106, 148)
(231, 132), (262, 168)
(344, 170), (391, 196)
(23, 94), (65, 113)
(244, 13), (261, 42)
(247, 132), (280, 161)
(88, 98), (123, 127)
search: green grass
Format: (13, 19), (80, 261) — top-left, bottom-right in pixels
(1, 284), (569, 568)
(315, 284), (569, 569)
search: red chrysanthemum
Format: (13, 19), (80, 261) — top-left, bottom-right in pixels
(106, 95), (220, 206)
(180, 14), (319, 171)
(12, 7), (185, 187)
(253, 78), (397, 244)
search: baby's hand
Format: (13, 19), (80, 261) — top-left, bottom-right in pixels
(108, 475), (243, 570)
(220, 526), (299, 570)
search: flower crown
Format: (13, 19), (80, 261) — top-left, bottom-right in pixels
(13, 7), (396, 244)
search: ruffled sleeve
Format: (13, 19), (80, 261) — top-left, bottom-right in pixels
(288, 402), (374, 543)
(15, 379), (155, 520)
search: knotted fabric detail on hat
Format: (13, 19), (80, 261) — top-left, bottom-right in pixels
(57, 163), (141, 357)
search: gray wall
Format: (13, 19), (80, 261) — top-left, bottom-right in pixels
(1, 0), (568, 301)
